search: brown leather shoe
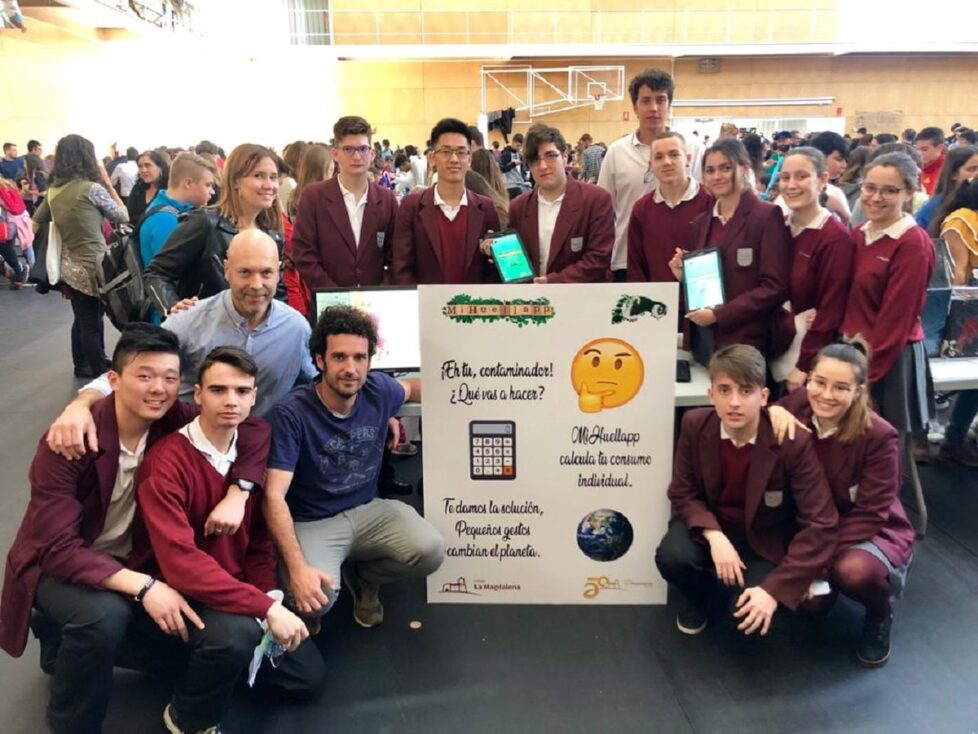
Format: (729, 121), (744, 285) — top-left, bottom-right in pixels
(939, 441), (978, 468)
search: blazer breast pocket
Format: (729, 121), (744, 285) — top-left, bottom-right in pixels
(763, 490), (784, 508)
(570, 236), (584, 253)
(735, 246), (755, 269)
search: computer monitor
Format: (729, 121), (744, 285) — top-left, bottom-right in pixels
(310, 286), (421, 371)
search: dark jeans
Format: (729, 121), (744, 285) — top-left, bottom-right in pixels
(66, 285), (108, 375)
(0, 238), (25, 281)
(945, 390), (978, 445)
(34, 577), (326, 734)
(655, 519), (775, 610)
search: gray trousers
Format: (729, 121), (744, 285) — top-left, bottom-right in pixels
(292, 498), (445, 617)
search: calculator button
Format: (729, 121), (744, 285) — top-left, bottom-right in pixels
(503, 466), (513, 476)
(473, 447), (482, 456)
(503, 438), (512, 447)
(494, 438), (503, 446)
(503, 447), (512, 456)
(474, 457), (482, 466)
(473, 438), (482, 446)
(473, 466), (482, 475)
(495, 448), (503, 457)
(493, 467), (502, 475)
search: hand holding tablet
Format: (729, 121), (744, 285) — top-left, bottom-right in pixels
(682, 248), (726, 312)
(484, 230), (535, 284)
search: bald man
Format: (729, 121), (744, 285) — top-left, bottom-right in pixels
(54, 231), (318, 435)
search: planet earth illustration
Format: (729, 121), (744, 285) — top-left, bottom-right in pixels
(576, 509), (634, 562)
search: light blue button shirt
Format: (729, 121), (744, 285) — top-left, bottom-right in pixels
(164, 290), (317, 416)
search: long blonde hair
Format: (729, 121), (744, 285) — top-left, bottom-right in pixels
(289, 144), (333, 214)
(216, 144), (282, 233)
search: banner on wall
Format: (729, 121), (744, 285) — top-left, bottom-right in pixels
(421, 284), (678, 605)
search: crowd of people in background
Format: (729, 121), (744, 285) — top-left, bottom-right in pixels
(1, 64), (977, 733)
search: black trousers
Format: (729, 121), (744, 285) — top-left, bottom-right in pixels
(655, 519), (775, 609)
(65, 285), (108, 375)
(35, 576), (326, 734)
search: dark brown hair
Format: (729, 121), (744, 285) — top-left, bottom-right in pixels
(197, 346), (258, 384)
(708, 345), (766, 388)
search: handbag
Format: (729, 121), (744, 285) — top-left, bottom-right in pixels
(45, 220), (63, 285)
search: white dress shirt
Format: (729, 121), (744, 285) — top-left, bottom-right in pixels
(92, 431), (149, 558)
(433, 186), (468, 222)
(179, 416), (239, 477)
(338, 179), (368, 247)
(537, 192), (565, 276)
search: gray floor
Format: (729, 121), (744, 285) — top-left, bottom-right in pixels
(1, 286), (977, 734)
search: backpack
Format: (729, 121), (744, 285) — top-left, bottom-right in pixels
(95, 203), (180, 329)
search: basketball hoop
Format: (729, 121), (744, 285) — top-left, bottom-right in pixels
(593, 94), (605, 111)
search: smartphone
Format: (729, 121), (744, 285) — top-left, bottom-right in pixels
(487, 230), (534, 284)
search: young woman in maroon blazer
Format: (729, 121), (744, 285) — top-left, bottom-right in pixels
(770, 341), (914, 666)
(674, 138), (792, 367)
(775, 147), (855, 391)
(840, 152), (935, 437)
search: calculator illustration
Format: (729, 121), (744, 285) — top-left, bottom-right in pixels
(469, 421), (516, 480)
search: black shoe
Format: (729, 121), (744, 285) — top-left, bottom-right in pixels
(856, 614), (892, 667)
(676, 596), (708, 635)
(379, 478), (413, 496)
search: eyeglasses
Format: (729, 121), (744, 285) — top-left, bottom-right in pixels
(860, 183), (905, 198)
(434, 147), (471, 160)
(529, 151), (563, 166)
(339, 145), (372, 156)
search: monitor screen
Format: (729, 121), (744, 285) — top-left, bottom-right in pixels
(311, 287), (420, 371)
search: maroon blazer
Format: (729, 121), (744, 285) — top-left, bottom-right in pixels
(0, 395), (270, 657)
(292, 177), (398, 288)
(779, 388), (914, 567)
(688, 193), (792, 354)
(667, 407), (838, 609)
(508, 178), (614, 283)
(391, 186), (500, 285)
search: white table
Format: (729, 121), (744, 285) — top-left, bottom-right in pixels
(930, 357), (978, 391)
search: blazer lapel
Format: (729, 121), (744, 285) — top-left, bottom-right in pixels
(464, 191), (485, 268)
(324, 180), (358, 256)
(719, 193), (754, 249)
(547, 179), (581, 270)
(744, 421), (778, 530)
(357, 183), (381, 261)
(698, 415), (724, 507)
(521, 190), (542, 273)
(418, 188), (443, 269)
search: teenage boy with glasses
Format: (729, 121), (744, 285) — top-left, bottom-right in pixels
(292, 116), (398, 289)
(392, 118), (500, 284)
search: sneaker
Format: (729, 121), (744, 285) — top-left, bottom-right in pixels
(163, 703), (222, 734)
(675, 597), (708, 635)
(856, 615), (892, 667)
(341, 565), (383, 628)
(939, 441), (978, 469)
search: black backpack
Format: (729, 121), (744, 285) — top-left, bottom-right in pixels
(95, 204), (180, 329)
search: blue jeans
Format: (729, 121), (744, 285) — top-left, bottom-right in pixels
(945, 390), (978, 445)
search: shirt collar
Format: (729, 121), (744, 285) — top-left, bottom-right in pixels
(538, 192), (565, 207)
(433, 186), (468, 209)
(119, 431), (149, 459)
(811, 415), (838, 439)
(788, 207), (831, 237)
(712, 198), (734, 226)
(654, 178), (699, 208)
(630, 132), (650, 149)
(220, 289), (276, 331)
(862, 212), (915, 245)
(720, 422), (757, 447)
(338, 179), (368, 206)
(181, 416), (238, 466)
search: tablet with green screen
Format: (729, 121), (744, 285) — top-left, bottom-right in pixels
(683, 247), (726, 311)
(488, 230), (535, 284)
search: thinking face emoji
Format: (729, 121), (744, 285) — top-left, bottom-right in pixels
(570, 338), (645, 413)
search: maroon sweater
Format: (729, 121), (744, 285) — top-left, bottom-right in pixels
(789, 217), (855, 371)
(131, 428), (277, 619)
(841, 221), (935, 383)
(626, 186), (713, 282)
(437, 207), (470, 284)
(717, 439), (751, 533)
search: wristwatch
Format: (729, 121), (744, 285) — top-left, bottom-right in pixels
(236, 479), (258, 494)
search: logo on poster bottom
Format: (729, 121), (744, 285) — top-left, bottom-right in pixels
(439, 577), (523, 596)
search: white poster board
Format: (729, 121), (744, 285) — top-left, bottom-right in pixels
(421, 284), (678, 605)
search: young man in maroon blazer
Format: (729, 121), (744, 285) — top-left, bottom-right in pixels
(131, 347), (324, 733)
(505, 123), (613, 283)
(0, 325), (269, 734)
(391, 118), (500, 284)
(627, 131), (713, 283)
(292, 115), (398, 288)
(655, 344), (838, 636)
